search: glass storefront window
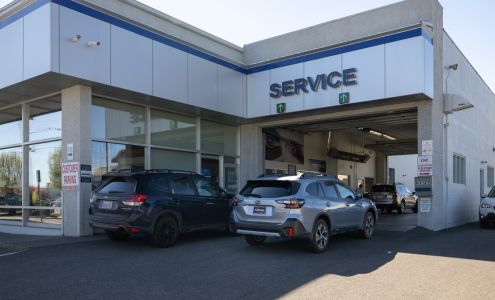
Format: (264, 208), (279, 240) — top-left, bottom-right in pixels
(92, 97), (145, 144)
(92, 141), (107, 186)
(0, 147), (23, 222)
(29, 96), (62, 141)
(107, 143), (145, 172)
(0, 106), (22, 147)
(27, 208), (61, 225)
(150, 148), (196, 172)
(150, 110), (196, 150)
(28, 141), (62, 207)
(201, 120), (237, 156)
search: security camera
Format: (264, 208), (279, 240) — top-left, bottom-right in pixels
(72, 34), (81, 42)
(87, 41), (101, 47)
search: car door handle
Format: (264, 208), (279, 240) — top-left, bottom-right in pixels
(205, 201), (216, 205)
(326, 202), (331, 207)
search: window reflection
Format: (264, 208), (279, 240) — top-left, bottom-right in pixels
(27, 208), (61, 225)
(0, 147), (23, 222)
(91, 142), (145, 187)
(0, 106), (22, 146)
(150, 148), (196, 172)
(201, 120), (237, 156)
(29, 96), (62, 141)
(28, 141), (62, 207)
(91, 97), (145, 144)
(150, 110), (196, 150)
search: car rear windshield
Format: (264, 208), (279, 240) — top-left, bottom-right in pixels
(96, 176), (137, 194)
(372, 185), (395, 192)
(240, 180), (300, 198)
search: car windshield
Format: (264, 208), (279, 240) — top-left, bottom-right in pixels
(97, 176), (137, 194)
(488, 187), (495, 198)
(240, 180), (300, 198)
(372, 185), (395, 192)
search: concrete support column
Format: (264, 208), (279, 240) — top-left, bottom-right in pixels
(239, 124), (264, 186)
(61, 85), (92, 236)
(417, 1), (445, 231)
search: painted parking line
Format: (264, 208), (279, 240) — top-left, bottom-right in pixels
(0, 250), (24, 257)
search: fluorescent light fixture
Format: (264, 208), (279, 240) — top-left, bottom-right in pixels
(358, 127), (397, 141)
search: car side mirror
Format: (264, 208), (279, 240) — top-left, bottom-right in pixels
(412, 192), (416, 196)
(356, 193), (363, 199)
(482, 194), (487, 198)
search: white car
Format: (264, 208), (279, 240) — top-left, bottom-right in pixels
(480, 188), (495, 228)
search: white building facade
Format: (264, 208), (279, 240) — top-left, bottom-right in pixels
(0, 0), (492, 236)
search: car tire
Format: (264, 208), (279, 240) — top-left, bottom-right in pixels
(361, 211), (375, 239)
(151, 216), (179, 248)
(397, 200), (405, 214)
(479, 220), (490, 229)
(309, 219), (330, 253)
(412, 200), (418, 213)
(104, 230), (129, 241)
(245, 235), (266, 246)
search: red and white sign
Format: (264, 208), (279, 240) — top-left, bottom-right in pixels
(62, 162), (79, 187)
(417, 155), (433, 176)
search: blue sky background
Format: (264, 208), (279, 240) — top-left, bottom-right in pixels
(1, 0), (493, 91)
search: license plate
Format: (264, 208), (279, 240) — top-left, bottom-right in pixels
(99, 200), (114, 210)
(253, 206), (266, 215)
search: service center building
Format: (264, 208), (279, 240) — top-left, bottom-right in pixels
(0, 0), (493, 236)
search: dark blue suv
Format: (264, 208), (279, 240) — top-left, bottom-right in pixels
(89, 170), (234, 247)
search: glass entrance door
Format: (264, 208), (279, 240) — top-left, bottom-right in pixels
(224, 156), (238, 193)
(201, 156), (219, 184)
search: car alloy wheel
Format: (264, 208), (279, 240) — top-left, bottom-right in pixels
(151, 216), (179, 248)
(311, 219), (329, 253)
(362, 211), (375, 239)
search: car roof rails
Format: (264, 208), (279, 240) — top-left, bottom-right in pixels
(256, 173), (285, 178)
(297, 171), (337, 180)
(146, 169), (199, 175)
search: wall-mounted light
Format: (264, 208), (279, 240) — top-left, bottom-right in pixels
(72, 34), (81, 42)
(448, 63), (458, 70)
(87, 41), (101, 47)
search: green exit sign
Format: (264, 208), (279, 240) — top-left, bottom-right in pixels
(339, 92), (350, 104)
(276, 102), (286, 114)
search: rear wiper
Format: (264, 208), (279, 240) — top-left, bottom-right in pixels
(244, 193), (262, 198)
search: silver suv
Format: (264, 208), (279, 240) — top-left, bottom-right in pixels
(232, 173), (378, 253)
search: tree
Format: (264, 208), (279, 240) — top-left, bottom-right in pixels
(48, 148), (62, 190)
(0, 151), (22, 194)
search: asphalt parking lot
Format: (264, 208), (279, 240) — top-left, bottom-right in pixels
(0, 222), (494, 300)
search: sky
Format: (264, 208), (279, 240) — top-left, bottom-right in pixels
(0, 0), (494, 91)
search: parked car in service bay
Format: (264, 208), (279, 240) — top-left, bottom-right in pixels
(89, 170), (234, 247)
(480, 186), (495, 228)
(232, 173), (378, 253)
(370, 183), (418, 214)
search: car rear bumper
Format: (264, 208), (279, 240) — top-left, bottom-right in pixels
(89, 214), (151, 236)
(234, 218), (309, 238)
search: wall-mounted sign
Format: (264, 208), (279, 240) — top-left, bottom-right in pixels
(417, 155), (433, 176)
(422, 140), (433, 156)
(80, 164), (92, 183)
(67, 143), (74, 161)
(62, 162), (79, 187)
(419, 197), (431, 213)
(276, 103), (286, 114)
(269, 68), (357, 98)
(339, 92), (350, 104)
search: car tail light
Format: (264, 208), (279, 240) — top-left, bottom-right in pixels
(122, 194), (148, 207)
(276, 199), (305, 209)
(128, 227), (140, 233)
(288, 227), (294, 237)
(232, 196), (244, 207)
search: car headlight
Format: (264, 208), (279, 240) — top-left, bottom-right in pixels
(481, 203), (492, 209)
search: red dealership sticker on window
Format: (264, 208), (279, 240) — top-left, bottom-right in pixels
(62, 162), (79, 187)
